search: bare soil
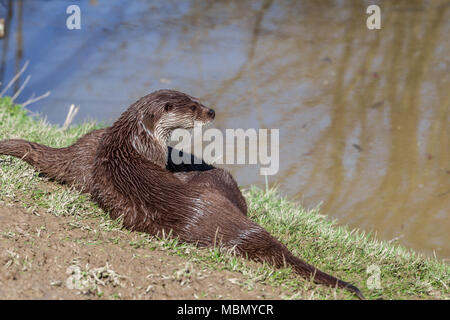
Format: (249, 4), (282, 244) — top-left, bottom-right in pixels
(0, 202), (289, 300)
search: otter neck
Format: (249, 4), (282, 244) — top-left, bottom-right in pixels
(105, 120), (168, 169)
(132, 122), (174, 168)
(154, 125), (172, 149)
(135, 133), (168, 169)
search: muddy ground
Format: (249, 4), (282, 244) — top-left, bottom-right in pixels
(0, 202), (292, 300)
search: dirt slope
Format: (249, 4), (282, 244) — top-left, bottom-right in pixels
(0, 203), (290, 300)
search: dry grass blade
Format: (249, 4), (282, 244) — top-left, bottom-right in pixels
(0, 60), (29, 97)
(21, 90), (50, 108)
(62, 104), (80, 131)
(11, 74), (30, 102)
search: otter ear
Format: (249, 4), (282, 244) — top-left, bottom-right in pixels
(164, 103), (173, 112)
(143, 113), (155, 133)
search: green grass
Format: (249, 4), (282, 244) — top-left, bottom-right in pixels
(0, 96), (449, 300)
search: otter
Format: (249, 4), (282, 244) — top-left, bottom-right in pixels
(0, 90), (364, 299)
(88, 89), (364, 299)
(0, 131), (247, 215)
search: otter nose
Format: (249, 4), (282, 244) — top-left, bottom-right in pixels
(208, 109), (215, 119)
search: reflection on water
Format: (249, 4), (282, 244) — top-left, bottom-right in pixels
(0, 0), (449, 260)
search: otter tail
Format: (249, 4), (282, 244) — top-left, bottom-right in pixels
(0, 139), (70, 182)
(233, 227), (365, 300)
(284, 250), (365, 299)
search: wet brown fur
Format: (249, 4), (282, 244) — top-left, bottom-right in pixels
(167, 147), (247, 214)
(0, 132), (247, 215)
(0, 129), (104, 193)
(0, 89), (364, 299)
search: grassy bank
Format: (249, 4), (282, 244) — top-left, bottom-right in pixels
(0, 96), (448, 300)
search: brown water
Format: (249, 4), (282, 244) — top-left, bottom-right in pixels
(1, 0), (449, 260)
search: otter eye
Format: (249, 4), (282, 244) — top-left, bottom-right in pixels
(164, 103), (173, 112)
(191, 105), (197, 112)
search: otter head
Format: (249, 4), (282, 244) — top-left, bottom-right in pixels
(122, 89), (215, 167)
(138, 89), (215, 145)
